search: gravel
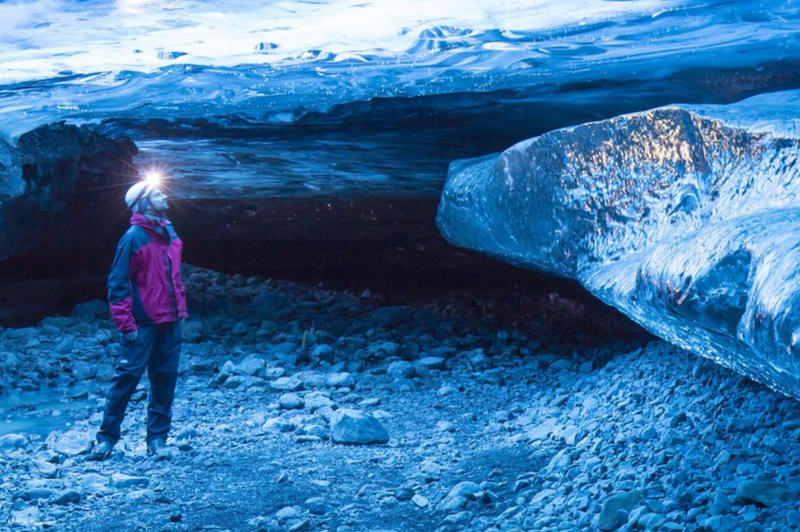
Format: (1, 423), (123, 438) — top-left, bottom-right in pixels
(2, 265), (800, 531)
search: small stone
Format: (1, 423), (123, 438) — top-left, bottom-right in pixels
(304, 391), (334, 411)
(296, 371), (328, 388)
(437, 482), (482, 512)
(636, 513), (665, 530)
(305, 496), (333, 515)
(310, 345), (335, 363)
(111, 473), (150, 489)
(265, 367), (286, 379)
(233, 358), (266, 377)
(271, 377), (303, 392)
(279, 393), (305, 410)
(300, 425), (329, 440)
(550, 395), (569, 407)
(71, 361), (95, 380)
(222, 375), (252, 389)
(512, 480), (530, 492)
(330, 409), (389, 445)
(276, 506), (302, 521)
(295, 435), (324, 444)
(639, 425), (658, 441)
(736, 480), (794, 507)
(550, 358), (574, 371)
(28, 457), (58, 478)
(95, 364), (116, 382)
(700, 515), (738, 532)
(21, 487), (54, 501)
(327, 372), (354, 387)
(52, 490), (81, 505)
(359, 398), (381, 407)
(441, 511), (473, 526)
(395, 487), (415, 500)
(366, 341), (401, 359)
(437, 421), (456, 433)
(479, 368), (505, 385)
(437, 385), (458, 396)
(421, 459), (442, 481)
(412, 494), (429, 508)
(357, 484), (381, 497)
(387, 361), (414, 379)
(0, 433), (27, 453)
(77, 473), (111, 494)
(668, 411), (688, 428)
(390, 378), (415, 392)
(599, 490), (642, 531)
(12, 506), (41, 526)
(181, 320), (203, 342)
(175, 428), (200, 441)
(415, 357), (446, 371)
(263, 418), (295, 433)
(52, 429), (94, 457)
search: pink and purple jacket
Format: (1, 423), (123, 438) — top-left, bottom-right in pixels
(108, 213), (189, 333)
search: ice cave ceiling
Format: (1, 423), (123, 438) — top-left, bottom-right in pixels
(0, 0), (799, 285)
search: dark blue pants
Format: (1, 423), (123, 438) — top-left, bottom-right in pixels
(97, 322), (182, 444)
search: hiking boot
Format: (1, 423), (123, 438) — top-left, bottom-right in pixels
(88, 440), (115, 461)
(146, 438), (169, 460)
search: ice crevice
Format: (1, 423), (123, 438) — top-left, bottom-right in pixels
(437, 89), (800, 398)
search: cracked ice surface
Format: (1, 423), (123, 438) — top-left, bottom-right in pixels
(437, 90), (800, 398)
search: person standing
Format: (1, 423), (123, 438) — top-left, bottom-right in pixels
(90, 175), (188, 460)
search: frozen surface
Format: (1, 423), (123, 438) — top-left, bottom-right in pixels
(1, 0), (799, 200)
(437, 89), (800, 398)
(1, 0), (799, 141)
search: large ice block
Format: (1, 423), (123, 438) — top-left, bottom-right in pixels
(437, 90), (800, 398)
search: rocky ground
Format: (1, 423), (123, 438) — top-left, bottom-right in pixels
(2, 265), (800, 532)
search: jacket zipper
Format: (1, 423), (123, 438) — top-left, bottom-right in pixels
(164, 248), (179, 320)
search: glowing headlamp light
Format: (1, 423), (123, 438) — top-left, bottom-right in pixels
(125, 169), (166, 209)
(144, 171), (162, 188)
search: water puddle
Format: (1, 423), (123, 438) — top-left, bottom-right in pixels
(0, 385), (99, 438)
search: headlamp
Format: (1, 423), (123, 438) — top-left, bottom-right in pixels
(125, 168), (167, 209)
(144, 171), (162, 187)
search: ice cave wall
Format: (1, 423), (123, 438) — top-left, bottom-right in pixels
(437, 89), (800, 398)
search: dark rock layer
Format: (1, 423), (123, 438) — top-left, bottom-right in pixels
(0, 123), (138, 274)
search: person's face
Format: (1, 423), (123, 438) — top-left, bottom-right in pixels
(149, 188), (169, 212)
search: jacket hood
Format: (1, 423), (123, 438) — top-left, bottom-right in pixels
(130, 212), (170, 229)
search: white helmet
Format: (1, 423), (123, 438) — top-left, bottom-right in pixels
(124, 172), (162, 210)
(124, 181), (156, 210)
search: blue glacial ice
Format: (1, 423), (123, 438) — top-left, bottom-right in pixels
(437, 89), (800, 398)
(1, 0), (799, 141)
(2, 0), (799, 202)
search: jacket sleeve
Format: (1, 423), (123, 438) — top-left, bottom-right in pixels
(108, 231), (138, 333)
(177, 274), (189, 319)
